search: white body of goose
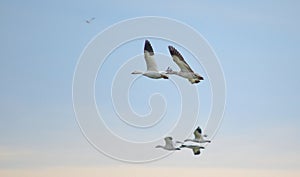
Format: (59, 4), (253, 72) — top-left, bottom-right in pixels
(166, 46), (203, 84)
(155, 137), (181, 151)
(131, 40), (169, 79)
(184, 127), (211, 143)
(180, 144), (205, 155)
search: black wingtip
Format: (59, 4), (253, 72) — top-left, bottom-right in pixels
(168, 46), (176, 56)
(144, 40), (154, 53)
(168, 45), (184, 59)
(194, 151), (201, 155)
(196, 126), (202, 134)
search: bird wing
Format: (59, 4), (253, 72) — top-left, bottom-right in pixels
(144, 40), (158, 71)
(193, 127), (202, 140)
(168, 46), (194, 73)
(164, 137), (175, 148)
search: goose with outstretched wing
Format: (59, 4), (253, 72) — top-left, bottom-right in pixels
(132, 40), (169, 79)
(184, 126), (211, 143)
(166, 46), (203, 84)
(155, 137), (181, 151)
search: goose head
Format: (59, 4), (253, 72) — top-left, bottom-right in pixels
(194, 73), (204, 81)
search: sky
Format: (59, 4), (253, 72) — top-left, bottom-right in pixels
(1, 0), (300, 176)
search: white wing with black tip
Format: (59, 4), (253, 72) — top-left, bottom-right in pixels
(144, 40), (158, 71)
(193, 127), (202, 140)
(168, 46), (194, 72)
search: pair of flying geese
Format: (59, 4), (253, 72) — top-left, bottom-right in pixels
(156, 127), (211, 155)
(131, 40), (204, 84)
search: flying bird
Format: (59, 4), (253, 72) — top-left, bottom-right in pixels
(155, 137), (181, 151)
(180, 144), (205, 155)
(85, 17), (95, 23)
(184, 126), (211, 143)
(131, 40), (169, 79)
(166, 46), (203, 84)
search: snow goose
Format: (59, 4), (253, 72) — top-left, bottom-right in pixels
(155, 137), (181, 151)
(166, 46), (203, 84)
(184, 126), (211, 143)
(131, 40), (169, 79)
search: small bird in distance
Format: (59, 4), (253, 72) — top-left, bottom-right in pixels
(85, 17), (95, 24)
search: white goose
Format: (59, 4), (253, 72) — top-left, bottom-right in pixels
(155, 137), (181, 151)
(166, 46), (203, 84)
(131, 40), (169, 79)
(180, 144), (205, 155)
(184, 126), (211, 143)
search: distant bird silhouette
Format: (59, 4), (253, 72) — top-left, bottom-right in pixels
(85, 17), (95, 24)
(166, 46), (204, 84)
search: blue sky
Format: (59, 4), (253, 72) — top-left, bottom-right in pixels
(1, 0), (300, 176)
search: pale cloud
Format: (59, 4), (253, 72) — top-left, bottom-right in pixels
(0, 166), (299, 177)
(0, 147), (34, 160)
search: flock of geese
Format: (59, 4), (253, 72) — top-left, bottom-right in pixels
(155, 127), (211, 156)
(132, 40), (209, 156)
